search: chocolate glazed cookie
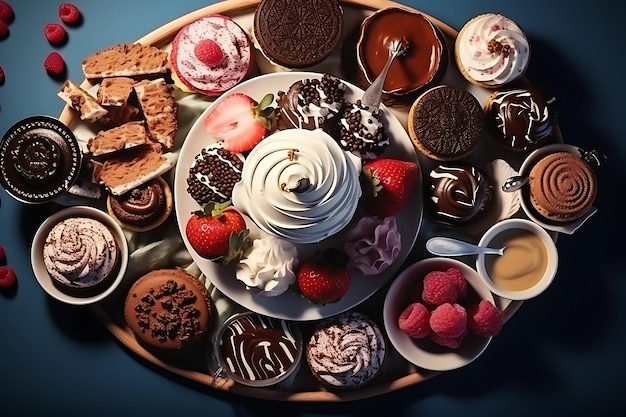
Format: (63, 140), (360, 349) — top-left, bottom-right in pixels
(254, 0), (343, 68)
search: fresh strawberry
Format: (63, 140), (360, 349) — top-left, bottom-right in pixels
(361, 158), (420, 217)
(194, 39), (224, 67)
(185, 200), (250, 264)
(297, 248), (351, 304)
(0, 265), (16, 288)
(204, 92), (274, 153)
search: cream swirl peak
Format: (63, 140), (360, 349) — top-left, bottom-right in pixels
(236, 236), (299, 297)
(456, 13), (529, 87)
(43, 217), (119, 288)
(232, 129), (362, 244)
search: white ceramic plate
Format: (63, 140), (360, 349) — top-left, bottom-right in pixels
(383, 257), (494, 372)
(174, 72), (422, 321)
(31, 206), (129, 306)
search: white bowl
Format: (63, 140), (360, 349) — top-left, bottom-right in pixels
(518, 143), (597, 235)
(476, 218), (558, 300)
(31, 206), (129, 306)
(383, 258), (494, 372)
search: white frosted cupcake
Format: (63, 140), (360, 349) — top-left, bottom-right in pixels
(455, 13), (530, 88)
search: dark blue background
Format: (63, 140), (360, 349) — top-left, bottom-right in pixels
(1, 1), (623, 416)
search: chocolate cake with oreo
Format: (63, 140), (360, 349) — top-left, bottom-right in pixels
(186, 145), (243, 205)
(275, 74), (346, 131)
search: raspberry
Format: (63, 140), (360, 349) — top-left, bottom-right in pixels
(59, 3), (81, 24)
(0, 265), (16, 288)
(0, 19), (8, 37)
(422, 271), (458, 306)
(194, 39), (224, 67)
(0, 65), (4, 85)
(0, 1), (13, 22)
(44, 23), (67, 44)
(445, 267), (467, 300)
(429, 328), (468, 349)
(398, 302), (431, 338)
(44, 51), (65, 76)
(468, 300), (503, 337)
(0, 245), (6, 264)
(429, 303), (467, 338)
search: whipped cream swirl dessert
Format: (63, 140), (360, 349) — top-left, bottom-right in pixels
(306, 311), (386, 390)
(456, 13), (529, 88)
(43, 217), (119, 291)
(236, 236), (299, 297)
(232, 129), (362, 244)
(344, 215), (401, 276)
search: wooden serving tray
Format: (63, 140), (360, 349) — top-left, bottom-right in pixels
(59, 0), (526, 402)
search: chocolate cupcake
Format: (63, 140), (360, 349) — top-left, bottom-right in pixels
(124, 268), (213, 352)
(408, 85), (484, 161)
(107, 176), (172, 232)
(427, 163), (493, 226)
(0, 116), (82, 204)
(275, 74), (346, 131)
(253, 0), (343, 68)
(485, 85), (558, 152)
(186, 145), (244, 205)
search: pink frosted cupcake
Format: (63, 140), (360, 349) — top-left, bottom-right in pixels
(170, 14), (254, 96)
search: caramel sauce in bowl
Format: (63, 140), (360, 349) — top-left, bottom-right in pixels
(476, 218), (558, 300)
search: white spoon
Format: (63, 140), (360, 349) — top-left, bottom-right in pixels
(426, 237), (505, 257)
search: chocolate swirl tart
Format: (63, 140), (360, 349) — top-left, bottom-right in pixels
(106, 176), (172, 232)
(528, 151), (597, 223)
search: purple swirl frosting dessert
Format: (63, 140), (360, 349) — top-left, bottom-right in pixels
(486, 86), (558, 151)
(215, 312), (302, 387)
(343, 215), (401, 276)
(427, 163), (493, 226)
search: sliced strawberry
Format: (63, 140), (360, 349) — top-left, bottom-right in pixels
(204, 92), (274, 153)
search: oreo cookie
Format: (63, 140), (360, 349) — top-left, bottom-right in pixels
(253, 0), (343, 68)
(0, 116), (82, 204)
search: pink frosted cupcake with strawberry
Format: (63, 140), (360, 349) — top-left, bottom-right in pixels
(170, 14), (254, 96)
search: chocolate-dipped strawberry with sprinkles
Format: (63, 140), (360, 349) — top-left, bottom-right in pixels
(331, 99), (389, 160)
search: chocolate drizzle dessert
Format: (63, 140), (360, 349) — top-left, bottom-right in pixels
(186, 145), (243, 205)
(215, 312), (302, 387)
(427, 163), (493, 226)
(0, 116), (81, 203)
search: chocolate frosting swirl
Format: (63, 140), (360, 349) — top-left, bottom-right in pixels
(529, 152), (596, 221)
(428, 164), (492, 225)
(109, 178), (166, 226)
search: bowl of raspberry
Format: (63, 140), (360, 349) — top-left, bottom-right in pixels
(383, 258), (502, 371)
